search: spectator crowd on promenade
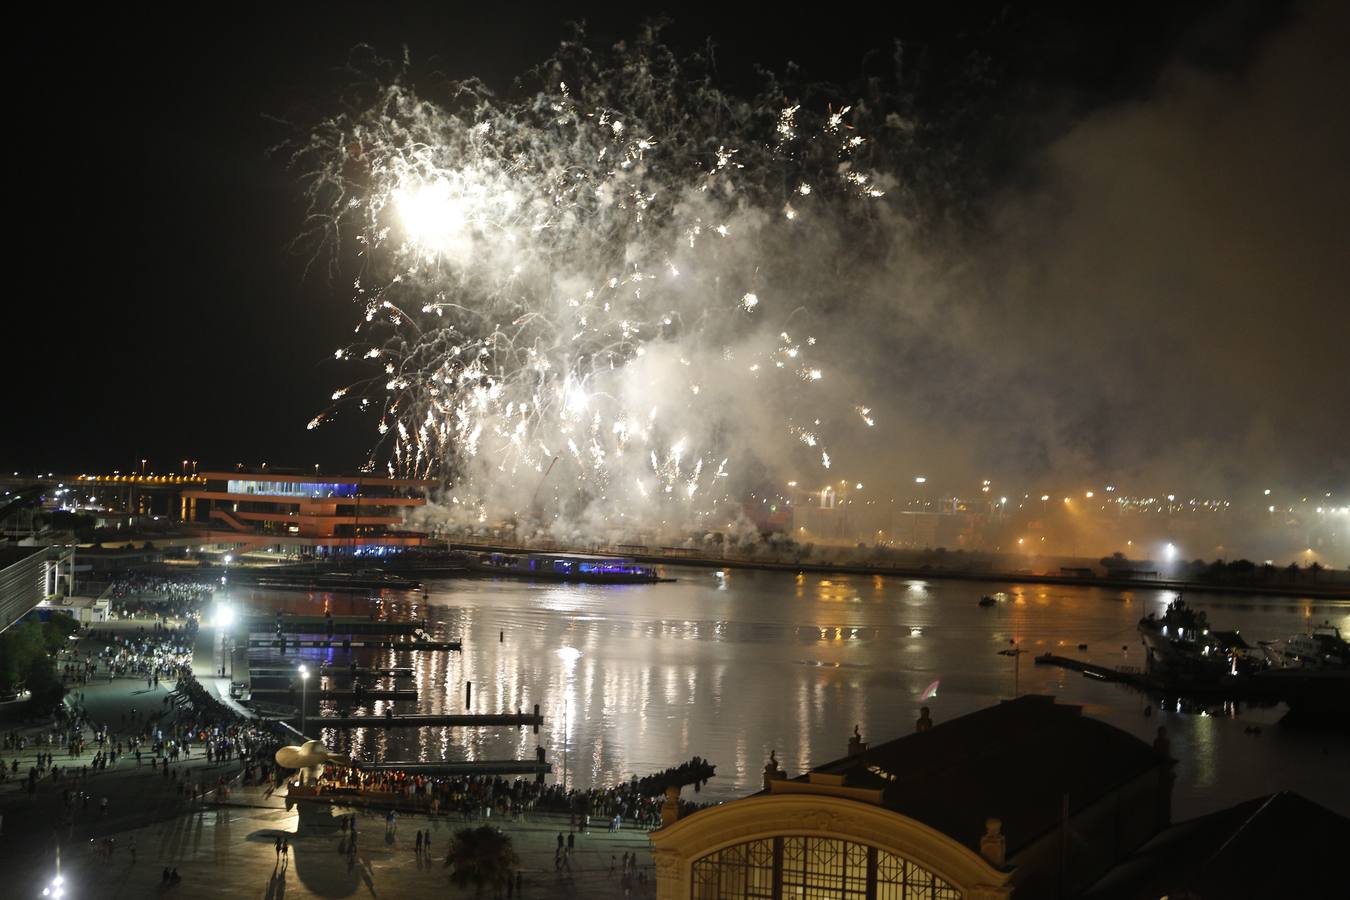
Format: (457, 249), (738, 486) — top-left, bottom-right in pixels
(106, 573), (217, 620)
(312, 762), (716, 832)
(63, 622), (196, 686)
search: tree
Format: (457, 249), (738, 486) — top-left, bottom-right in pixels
(443, 826), (519, 897)
(0, 617), (72, 708)
(1308, 561), (1323, 584)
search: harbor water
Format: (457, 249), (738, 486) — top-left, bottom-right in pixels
(236, 567), (1350, 819)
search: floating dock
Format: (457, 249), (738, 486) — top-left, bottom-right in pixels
(246, 637), (461, 652)
(246, 686), (419, 702)
(352, 759), (552, 776)
(242, 616), (428, 636)
(1035, 653), (1350, 710)
(313, 712), (543, 730)
(247, 665), (415, 679)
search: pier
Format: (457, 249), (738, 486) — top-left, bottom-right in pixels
(1035, 653), (1350, 717)
(352, 759), (553, 776)
(241, 616), (428, 635)
(247, 665), (415, 678)
(313, 711), (544, 730)
(246, 686), (420, 702)
(245, 637), (461, 652)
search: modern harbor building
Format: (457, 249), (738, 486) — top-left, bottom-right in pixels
(177, 467), (433, 554)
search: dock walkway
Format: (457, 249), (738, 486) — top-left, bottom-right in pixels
(314, 712), (544, 729)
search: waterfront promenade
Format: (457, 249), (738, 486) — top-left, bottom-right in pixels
(0, 615), (656, 898)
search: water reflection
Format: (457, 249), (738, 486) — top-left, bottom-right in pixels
(239, 570), (1350, 819)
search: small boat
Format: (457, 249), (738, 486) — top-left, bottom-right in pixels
(1259, 623), (1349, 669)
(978, 595), (997, 607)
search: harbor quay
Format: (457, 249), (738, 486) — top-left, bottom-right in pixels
(0, 612), (661, 899)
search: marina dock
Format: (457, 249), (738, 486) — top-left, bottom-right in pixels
(246, 686), (419, 702)
(313, 712), (544, 729)
(246, 637), (461, 652)
(352, 759), (553, 776)
(242, 616), (428, 636)
(247, 665), (415, 678)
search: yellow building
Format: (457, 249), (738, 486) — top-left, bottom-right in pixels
(650, 696), (1173, 900)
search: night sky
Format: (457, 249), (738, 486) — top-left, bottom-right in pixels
(9, 0), (1343, 486)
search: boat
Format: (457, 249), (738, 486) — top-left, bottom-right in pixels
(978, 595), (997, 607)
(467, 551), (670, 584)
(1259, 623), (1349, 670)
(1138, 598), (1261, 677)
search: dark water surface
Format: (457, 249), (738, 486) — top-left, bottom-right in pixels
(242, 568), (1350, 818)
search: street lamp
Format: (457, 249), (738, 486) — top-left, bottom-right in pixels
(41, 874), (65, 899)
(557, 646), (582, 791)
(998, 639), (1025, 698)
(298, 664), (309, 736)
(213, 603), (234, 678)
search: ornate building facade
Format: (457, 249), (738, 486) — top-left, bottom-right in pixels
(650, 696), (1175, 900)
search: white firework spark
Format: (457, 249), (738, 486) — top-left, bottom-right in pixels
(286, 35), (886, 534)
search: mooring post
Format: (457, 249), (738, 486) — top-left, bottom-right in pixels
(465, 681), (472, 709)
(533, 704), (540, 734)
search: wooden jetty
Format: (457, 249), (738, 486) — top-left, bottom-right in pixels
(246, 637), (461, 652)
(242, 616), (428, 636)
(1035, 653), (1350, 710)
(247, 665), (415, 679)
(246, 686), (419, 702)
(313, 712), (543, 730)
(352, 759), (552, 776)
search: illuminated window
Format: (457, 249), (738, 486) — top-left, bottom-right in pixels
(692, 836), (960, 900)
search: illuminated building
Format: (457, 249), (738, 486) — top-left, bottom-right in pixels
(651, 696), (1174, 899)
(179, 468), (432, 553)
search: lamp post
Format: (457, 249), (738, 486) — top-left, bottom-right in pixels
(298, 664), (309, 737)
(557, 646), (582, 791)
(998, 639), (1025, 698)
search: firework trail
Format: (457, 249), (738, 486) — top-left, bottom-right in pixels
(286, 33), (892, 539)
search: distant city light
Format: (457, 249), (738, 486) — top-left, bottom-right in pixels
(914, 476), (926, 484)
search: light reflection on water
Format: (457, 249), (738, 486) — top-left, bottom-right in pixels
(239, 568), (1350, 819)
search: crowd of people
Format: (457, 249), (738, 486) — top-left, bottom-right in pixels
(66, 622), (196, 685)
(311, 764), (709, 832)
(105, 573), (216, 619)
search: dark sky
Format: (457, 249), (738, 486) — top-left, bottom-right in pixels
(6, 0), (1316, 476)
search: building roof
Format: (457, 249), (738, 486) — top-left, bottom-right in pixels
(804, 695), (1167, 856)
(1082, 791), (1350, 899)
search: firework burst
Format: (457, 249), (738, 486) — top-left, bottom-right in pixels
(286, 34), (892, 537)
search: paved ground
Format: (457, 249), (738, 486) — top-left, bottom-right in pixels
(0, 617), (657, 898)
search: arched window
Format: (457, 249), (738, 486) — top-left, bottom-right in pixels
(691, 836), (961, 900)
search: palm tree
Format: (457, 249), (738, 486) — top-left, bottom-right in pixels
(444, 825), (519, 897)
